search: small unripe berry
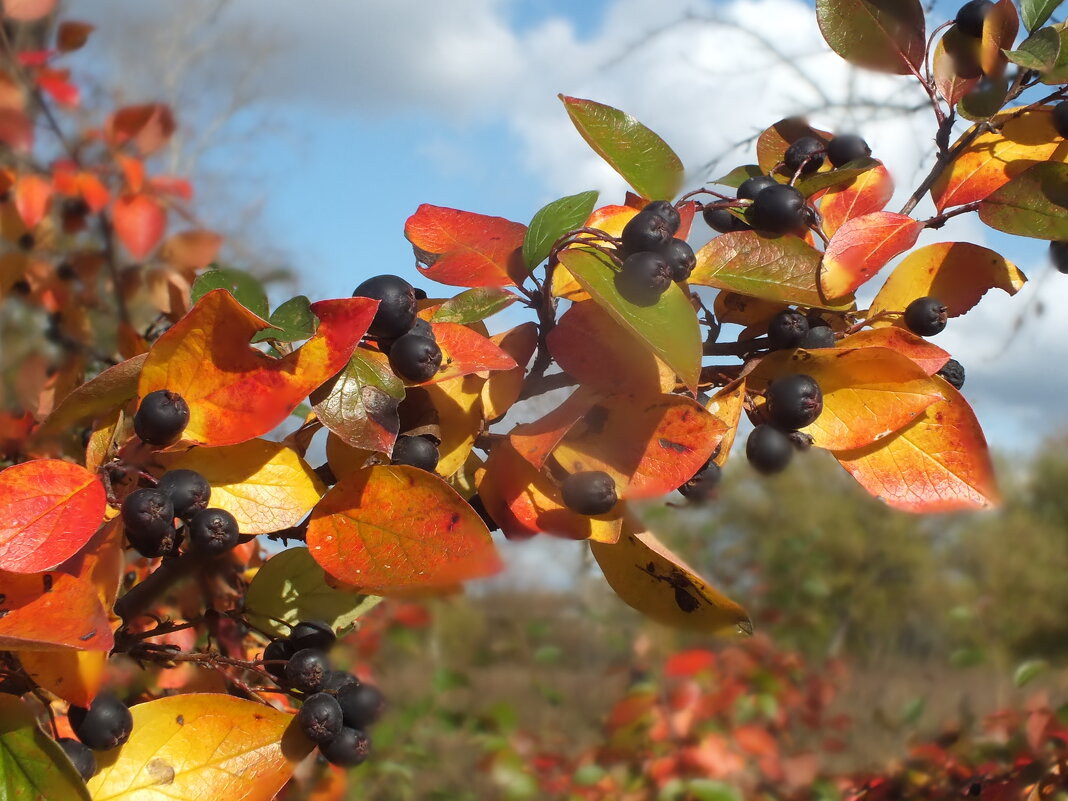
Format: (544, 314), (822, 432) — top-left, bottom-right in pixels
(298, 693), (344, 744)
(903, 296), (948, 336)
(121, 488), (177, 558)
(320, 726), (371, 767)
(156, 469), (211, 519)
(784, 136), (825, 175)
(285, 648), (330, 693)
(388, 333), (442, 383)
(68, 693), (133, 751)
(390, 435), (439, 471)
(337, 682), (387, 729)
(826, 134), (872, 167)
(134, 389), (189, 447)
(353, 274), (417, 339)
(746, 425), (794, 475)
(766, 374), (824, 430)
(767, 309), (809, 350)
(560, 471), (618, 516)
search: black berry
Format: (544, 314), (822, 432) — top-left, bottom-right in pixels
(353, 274), (417, 339)
(702, 206), (750, 233)
(68, 693), (133, 751)
(17, 232), (34, 251)
(56, 737), (96, 781)
(121, 488), (177, 558)
(290, 620), (336, 653)
(737, 175), (779, 201)
(642, 200), (681, 234)
(409, 317), (434, 340)
(298, 693), (344, 744)
(156, 469), (211, 519)
(766, 374), (824, 430)
(560, 471), (618, 516)
(799, 324), (836, 349)
(320, 726), (371, 767)
(388, 333), (442, 383)
(321, 670), (358, 693)
(390, 435), (439, 471)
(337, 682), (386, 729)
(784, 136), (825, 175)
(615, 251), (673, 306)
(56, 262), (77, 281)
(1051, 241), (1068, 273)
(285, 648), (330, 693)
(134, 389), (189, 447)
(767, 309), (809, 350)
(1053, 102), (1068, 139)
(826, 134), (872, 167)
(747, 184), (810, 236)
(678, 461), (722, 502)
(903, 296), (948, 336)
(937, 358), (966, 390)
(955, 0), (993, 37)
(746, 425), (794, 475)
(620, 210), (673, 255)
(187, 507), (240, 556)
(657, 237), (696, 282)
(263, 638), (293, 679)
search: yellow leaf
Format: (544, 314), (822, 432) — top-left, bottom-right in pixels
(705, 380), (746, 466)
(18, 649), (105, 708)
(88, 694), (313, 801)
(424, 375), (484, 479)
(325, 433), (374, 481)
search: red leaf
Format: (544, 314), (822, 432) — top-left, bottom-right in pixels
(664, 650), (717, 678)
(106, 103), (176, 155)
(36, 69), (78, 107)
(0, 109), (33, 152)
(113, 193), (166, 260)
(837, 327), (950, 375)
(420, 322), (517, 385)
(56, 21), (94, 52)
(819, 164), (894, 238)
(510, 386), (600, 469)
(14, 173), (52, 229)
(148, 175), (194, 202)
(819, 212), (922, 299)
(0, 570), (113, 651)
(76, 172), (110, 213)
(2, 0), (56, 21)
(404, 204), (527, 287)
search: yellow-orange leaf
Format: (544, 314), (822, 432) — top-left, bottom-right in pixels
(819, 164), (894, 238)
(18, 649), (105, 707)
(553, 205), (637, 300)
(837, 327), (950, 375)
(819, 212), (922, 299)
(424, 376), (484, 478)
(706, 380), (746, 466)
(87, 694), (313, 801)
(979, 0), (1018, 77)
(0, 571), (112, 652)
(480, 322), (537, 420)
(14, 173), (51, 229)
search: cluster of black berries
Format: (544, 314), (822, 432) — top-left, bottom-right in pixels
(56, 692), (134, 782)
(747, 374), (824, 475)
(263, 621), (384, 768)
(767, 308), (837, 350)
(613, 201), (695, 306)
(903, 296), (948, 337)
(353, 274), (442, 383)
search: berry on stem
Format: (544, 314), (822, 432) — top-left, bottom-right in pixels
(737, 175), (778, 201)
(614, 251), (673, 306)
(121, 488), (177, 558)
(298, 693), (344, 744)
(337, 682), (387, 729)
(188, 507), (240, 556)
(784, 136), (825, 175)
(702, 206), (750, 234)
(560, 471), (618, 516)
(678, 461), (722, 502)
(134, 389), (189, 447)
(291, 620), (336, 652)
(353, 274), (417, 339)
(799, 324), (836, 349)
(320, 726), (371, 767)
(657, 237), (696, 282)
(620, 210), (673, 255)
(390, 435), (440, 471)
(388, 333), (442, 383)
(746, 425), (794, 475)
(57, 737), (96, 781)
(955, 0), (993, 37)
(156, 469), (211, 519)
(68, 693), (133, 751)
(285, 648), (330, 693)
(747, 184), (809, 236)
(826, 134), (872, 167)
(321, 670), (358, 693)
(903, 296), (948, 336)
(642, 200), (681, 234)
(767, 309), (809, 350)
(767, 374), (824, 430)
(263, 638), (294, 679)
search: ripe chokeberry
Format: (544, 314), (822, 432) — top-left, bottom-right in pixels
(642, 200), (681, 233)
(68, 693), (133, 751)
(409, 317), (434, 340)
(560, 471), (618, 516)
(767, 309), (809, 350)
(188, 507), (240, 556)
(121, 488), (177, 558)
(320, 726), (371, 767)
(291, 620), (336, 652)
(263, 638), (294, 679)
(903, 296), (948, 336)
(134, 389), (189, 447)
(388, 333), (442, 383)
(285, 648), (330, 693)
(321, 670), (358, 693)
(955, 0), (993, 37)
(615, 251), (673, 306)
(57, 737), (96, 781)
(737, 175), (778, 201)
(353, 274), (417, 339)
(784, 136), (825, 175)
(390, 435), (440, 471)
(702, 206), (750, 233)
(767, 374), (824, 430)
(747, 184), (810, 235)
(937, 358), (966, 390)
(156, 469), (211, 519)
(1052, 241), (1068, 273)
(678, 461), (722, 502)
(1054, 102), (1068, 139)
(746, 425), (794, 475)
(799, 324), (836, 348)
(298, 693), (345, 744)
(826, 134), (872, 167)
(620, 210), (673, 255)
(657, 237), (696, 282)
(337, 682), (386, 729)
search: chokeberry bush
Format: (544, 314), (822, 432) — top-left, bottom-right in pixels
(0, 0), (1066, 798)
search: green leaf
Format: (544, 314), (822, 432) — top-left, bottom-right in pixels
(950, 646), (985, 667)
(1022, 0), (1064, 32)
(815, 0), (926, 75)
(0, 695), (91, 801)
(572, 764), (606, 787)
(957, 78), (1009, 121)
(979, 162), (1068, 239)
(712, 164), (764, 188)
(559, 95), (684, 201)
(431, 287), (520, 324)
(686, 779), (744, 801)
(244, 546), (383, 637)
(901, 697), (925, 725)
(1041, 24), (1068, 83)
(251, 295), (317, 343)
(1004, 26), (1061, 70)
(1014, 659), (1049, 687)
(190, 265), (269, 319)
(557, 248), (701, 391)
(310, 349), (405, 454)
(522, 190), (599, 269)
(795, 158), (880, 196)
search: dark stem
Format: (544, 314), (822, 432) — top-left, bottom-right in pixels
(113, 555), (199, 624)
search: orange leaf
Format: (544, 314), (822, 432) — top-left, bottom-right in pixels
(837, 327), (950, 375)
(116, 154), (144, 193)
(160, 229), (223, 273)
(706, 380), (746, 466)
(420, 322), (516, 385)
(0, 109), (33, 153)
(57, 517), (125, 612)
(14, 173), (51, 229)
(36, 69), (79, 107)
(56, 20), (94, 52)
(835, 386), (999, 511)
(18, 649), (106, 707)
(148, 175), (193, 201)
(306, 465), (502, 592)
(480, 322), (537, 420)
(138, 290), (377, 446)
(2, 0), (56, 21)
(77, 171), (110, 213)
(979, 0), (1018, 77)
(510, 386), (600, 469)
(404, 204), (527, 287)
(714, 292), (787, 338)
(820, 212), (922, 299)
(106, 103), (176, 155)
(113, 193), (165, 260)
(0, 459), (106, 573)
(0, 570), (113, 651)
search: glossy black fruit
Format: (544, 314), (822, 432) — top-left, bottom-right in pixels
(353, 274), (417, 339)
(1054, 102), (1068, 139)
(188, 507), (240, 556)
(121, 488), (177, 558)
(337, 682), (386, 729)
(68, 693), (133, 751)
(388, 333), (442, 383)
(320, 726), (371, 767)
(737, 175), (778, 201)
(285, 649), (330, 694)
(702, 206), (750, 234)
(615, 251), (673, 306)
(903, 296), (948, 336)
(798, 324), (836, 349)
(826, 134), (872, 167)
(784, 136), (825, 175)
(409, 317), (434, 340)
(298, 693), (344, 744)
(747, 184), (809, 235)
(390, 435), (439, 471)
(767, 309), (809, 350)
(291, 620), (336, 652)
(321, 670), (358, 693)
(642, 200), (681, 234)
(263, 638), (294, 678)
(678, 461), (722, 502)
(746, 425), (794, 475)
(134, 389), (189, 447)
(560, 471), (618, 516)
(620, 210), (673, 255)
(657, 237), (696, 282)
(937, 358), (966, 390)
(57, 737), (97, 781)
(156, 469), (211, 519)
(1052, 241), (1068, 273)
(766, 374), (823, 430)
(955, 0), (993, 36)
